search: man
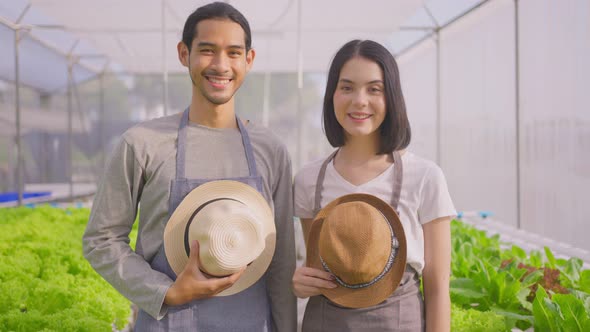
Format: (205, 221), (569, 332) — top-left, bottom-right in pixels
(82, 2), (297, 331)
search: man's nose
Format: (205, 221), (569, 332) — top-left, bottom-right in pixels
(209, 53), (230, 73)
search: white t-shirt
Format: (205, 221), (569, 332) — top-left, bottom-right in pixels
(294, 151), (456, 274)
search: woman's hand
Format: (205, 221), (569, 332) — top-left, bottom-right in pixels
(292, 266), (337, 298)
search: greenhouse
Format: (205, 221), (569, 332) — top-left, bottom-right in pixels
(1, 0), (589, 331)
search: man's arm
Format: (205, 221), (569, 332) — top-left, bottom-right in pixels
(82, 137), (173, 320)
(266, 145), (297, 332)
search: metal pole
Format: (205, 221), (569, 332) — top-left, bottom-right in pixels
(65, 40), (79, 200)
(396, 0), (491, 58)
(514, 0), (522, 229)
(67, 59), (73, 200)
(162, 0), (169, 116)
(99, 72), (106, 170)
(15, 29), (23, 206)
(295, 0), (303, 172)
(423, 4), (443, 167)
(13, 4), (30, 206)
(424, 4), (442, 167)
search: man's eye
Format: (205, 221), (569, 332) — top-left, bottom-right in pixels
(200, 49), (214, 54)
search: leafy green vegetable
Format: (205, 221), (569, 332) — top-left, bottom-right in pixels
(451, 304), (508, 331)
(451, 220), (590, 330)
(0, 206), (138, 331)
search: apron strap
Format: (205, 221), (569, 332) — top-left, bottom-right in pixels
(313, 149), (404, 215)
(176, 109), (190, 179)
(313, 150), (338, 215)
(176, 108), (259, 180)
(236, 116), (259, 178)
(391, 151), (403, 213)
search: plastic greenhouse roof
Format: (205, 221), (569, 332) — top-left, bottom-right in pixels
(0, 0), (488, 93)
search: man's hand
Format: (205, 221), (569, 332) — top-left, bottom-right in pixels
(292, 266), (337, 299)
(164, 240), (245, 306)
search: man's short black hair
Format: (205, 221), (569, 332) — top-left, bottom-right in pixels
(182, 2), (252, 51)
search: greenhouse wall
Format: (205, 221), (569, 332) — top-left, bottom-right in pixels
(398, 0), (590, 252)
(1, 0), (588, 253)
(519, 0), (590, 250)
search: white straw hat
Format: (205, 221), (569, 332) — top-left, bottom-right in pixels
(164, 180), (276, 296)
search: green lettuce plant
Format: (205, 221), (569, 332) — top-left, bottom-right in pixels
(0, 206), (138, 331)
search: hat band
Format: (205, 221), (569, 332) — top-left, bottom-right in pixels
(319, 213), (399, 289)
(183, 198), (244, 255)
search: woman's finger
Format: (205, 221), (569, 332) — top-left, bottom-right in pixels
(298, 266), (335, 281)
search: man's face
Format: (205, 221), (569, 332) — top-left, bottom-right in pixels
(178, 19), (255, 106)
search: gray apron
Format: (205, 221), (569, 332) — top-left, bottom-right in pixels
(302, 150), (425, 332)
(135, 109), (272, 332)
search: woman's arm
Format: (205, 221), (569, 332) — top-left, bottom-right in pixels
(422, 216), (452, 332)
(300, 217), (313, 245)
(292, 218), (337, 298)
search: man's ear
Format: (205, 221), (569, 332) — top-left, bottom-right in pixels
(245, 48), (256, 72)
(178, 42), (190, 67)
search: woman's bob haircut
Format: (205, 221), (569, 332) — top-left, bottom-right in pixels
(323, 40), (411, 154)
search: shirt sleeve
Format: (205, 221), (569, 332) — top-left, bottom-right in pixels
(266, 144), (297, 332)
(293, 169), (314, 219)
(418, 164), (457, 224)
(82, 137), (173, 320)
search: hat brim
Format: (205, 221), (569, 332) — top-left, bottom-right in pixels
(306, 193), (407, 308)
(164, 180), (276, 296)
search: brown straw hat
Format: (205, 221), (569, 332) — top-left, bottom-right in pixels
(306, 193), (407, 308)
(164, 180), (276, 296)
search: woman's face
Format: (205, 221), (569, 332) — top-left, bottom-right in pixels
(333, 56), (386, 140)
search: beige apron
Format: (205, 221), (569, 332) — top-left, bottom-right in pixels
(302, 150), (425, 332)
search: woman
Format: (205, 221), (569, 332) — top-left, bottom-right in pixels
(292, 40), (456, 332)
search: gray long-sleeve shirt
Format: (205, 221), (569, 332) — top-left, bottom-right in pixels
(82, 112), (296, 332)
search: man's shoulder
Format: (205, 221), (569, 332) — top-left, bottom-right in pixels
(246, 122), (290, 155)
(122, 113), (181, 147)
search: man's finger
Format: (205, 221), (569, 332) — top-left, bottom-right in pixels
(201, 266), (246, 294)
(226, 267), (246, 283)
(188, 240), (201, 267)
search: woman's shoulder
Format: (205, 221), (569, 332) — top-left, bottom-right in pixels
(403, 151), (437, 168)
(402, 151), (446, 181)
(294, 155), (332, 189)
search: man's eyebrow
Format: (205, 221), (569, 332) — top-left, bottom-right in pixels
(196, 42), (216, 48)
(195, 42), (245, 50)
